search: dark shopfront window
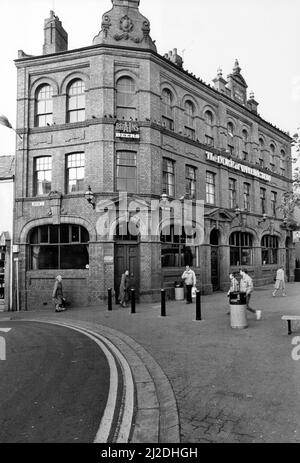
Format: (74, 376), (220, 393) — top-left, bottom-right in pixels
(29, 225), (89, 270)
(161, 225), (195, 268)
(229, 232), (253, 266)
(261, 235), (278, 265)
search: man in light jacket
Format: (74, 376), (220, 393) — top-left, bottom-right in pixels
(272, 266), (286, 297)
(181, 265), (196, 304)
(240, 269), (261, 320)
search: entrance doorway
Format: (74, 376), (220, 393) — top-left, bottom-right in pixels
(210, 229), (220, 291)
(115, 244), (139, 302)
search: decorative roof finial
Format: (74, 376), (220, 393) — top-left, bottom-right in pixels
(233, 59), (241, 74)
(217, 67), (223, 77)
(249, 91), (255, 100)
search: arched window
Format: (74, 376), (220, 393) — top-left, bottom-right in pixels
(29, 225), (89, 270)
(227, 122), (235, 155)
(227, 122), (234, 138)
(259, 137), (265, 167)
(270, 143), (276, 169)
(242, 129), (248, 160)
(261, 235), (278, 265)
(184, 100), (195, 139)
(34, 156), (52, 196)
(116, 76), (137, 120)
(280, 149), (286, 175)
(162, 89), (174, 131)
(204, 110), (214, 146)
(229, 232), (253, 266)
(67, 79), (86, 123)
(35, 84), (53, 127)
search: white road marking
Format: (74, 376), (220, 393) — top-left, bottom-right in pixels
(20, 320), (134, 443)
(0, 328), (12, 333)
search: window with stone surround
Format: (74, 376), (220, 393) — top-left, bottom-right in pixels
(162, 89), (174, 131)
(280, 150), (286, 176)
(162, 158), (175, 197)
(66, 153), (85, 193)
(28, 224), (89, 270)
(230, 232), (253, 266)
(271, 191), (277, 217)
(34, 156), (52, 196)
(229, 178), (237, 209)
(67, 79), (86, 123)
(260, 187), (266, 214)
(243, 183), (251, 211)
(185, 165), (196, 199)
(116, 151), (137, 193)
(270, 143), (276, 171)
(261, 235), (278, 265)
(206, 171), (216, 205)
(184, 100), (195, 140)
(204, 110), (214, 146)
(35, 84), (53, 127)
(116, 76), (137, 120)
(259, 138), (265, 167)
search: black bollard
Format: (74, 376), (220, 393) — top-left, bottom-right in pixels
(108, 288), (112, 311)
(161, 289), (166, 317)
(131, 289), (136, 314)
(196, 290), (202, 321)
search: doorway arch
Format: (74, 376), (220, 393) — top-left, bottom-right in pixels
(114, 220), (140, 303)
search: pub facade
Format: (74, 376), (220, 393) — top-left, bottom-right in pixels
(13, 0), (294, 309)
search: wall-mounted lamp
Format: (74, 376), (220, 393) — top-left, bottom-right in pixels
(160, 193), (169, 205)
(233, 207), (246, 227)
(235, 207), (241, 217)
(85, 186), (96, 209)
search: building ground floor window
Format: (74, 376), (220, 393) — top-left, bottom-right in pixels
(28, 224), (89, 270)
(229, 231), (253, 266)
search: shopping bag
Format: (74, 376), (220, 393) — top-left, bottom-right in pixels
(191, 287), (197, 299)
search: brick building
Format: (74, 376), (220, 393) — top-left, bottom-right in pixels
(13, 0), (294, 310)
(0, 155), (14, 311)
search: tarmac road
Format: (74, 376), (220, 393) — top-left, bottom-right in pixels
(0, 321), (110, 443)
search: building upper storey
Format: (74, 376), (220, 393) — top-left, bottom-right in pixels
(14, 0), (293, 182)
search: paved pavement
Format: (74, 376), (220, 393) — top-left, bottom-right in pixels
(1, 282), (300, 443)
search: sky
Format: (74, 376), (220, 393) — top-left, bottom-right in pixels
(0, 0), (299, 155)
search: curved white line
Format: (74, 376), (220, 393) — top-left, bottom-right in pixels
(22, 319), (135, 443)
(59, 322), (134, 443)
(21, 320), (118, 443)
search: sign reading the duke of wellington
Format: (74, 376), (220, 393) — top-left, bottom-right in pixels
(206, 152), (272, 182)
(115, 121), (140, 139)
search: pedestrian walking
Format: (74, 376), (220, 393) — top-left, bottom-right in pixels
(119, 270), (130, 307)
(272, 266), (286, 297)
(52, 275), (66, 313)
(239, 269), (261, 320)
(181, 265), (196, 304)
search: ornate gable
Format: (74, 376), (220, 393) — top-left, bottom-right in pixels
(93, 0), (157, 51)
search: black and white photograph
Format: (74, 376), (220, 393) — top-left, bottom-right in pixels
(0, 0), (300, 451)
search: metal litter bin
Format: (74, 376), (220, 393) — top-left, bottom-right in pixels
(175, 285), (184, 301)
(229, 292), (248, 329)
